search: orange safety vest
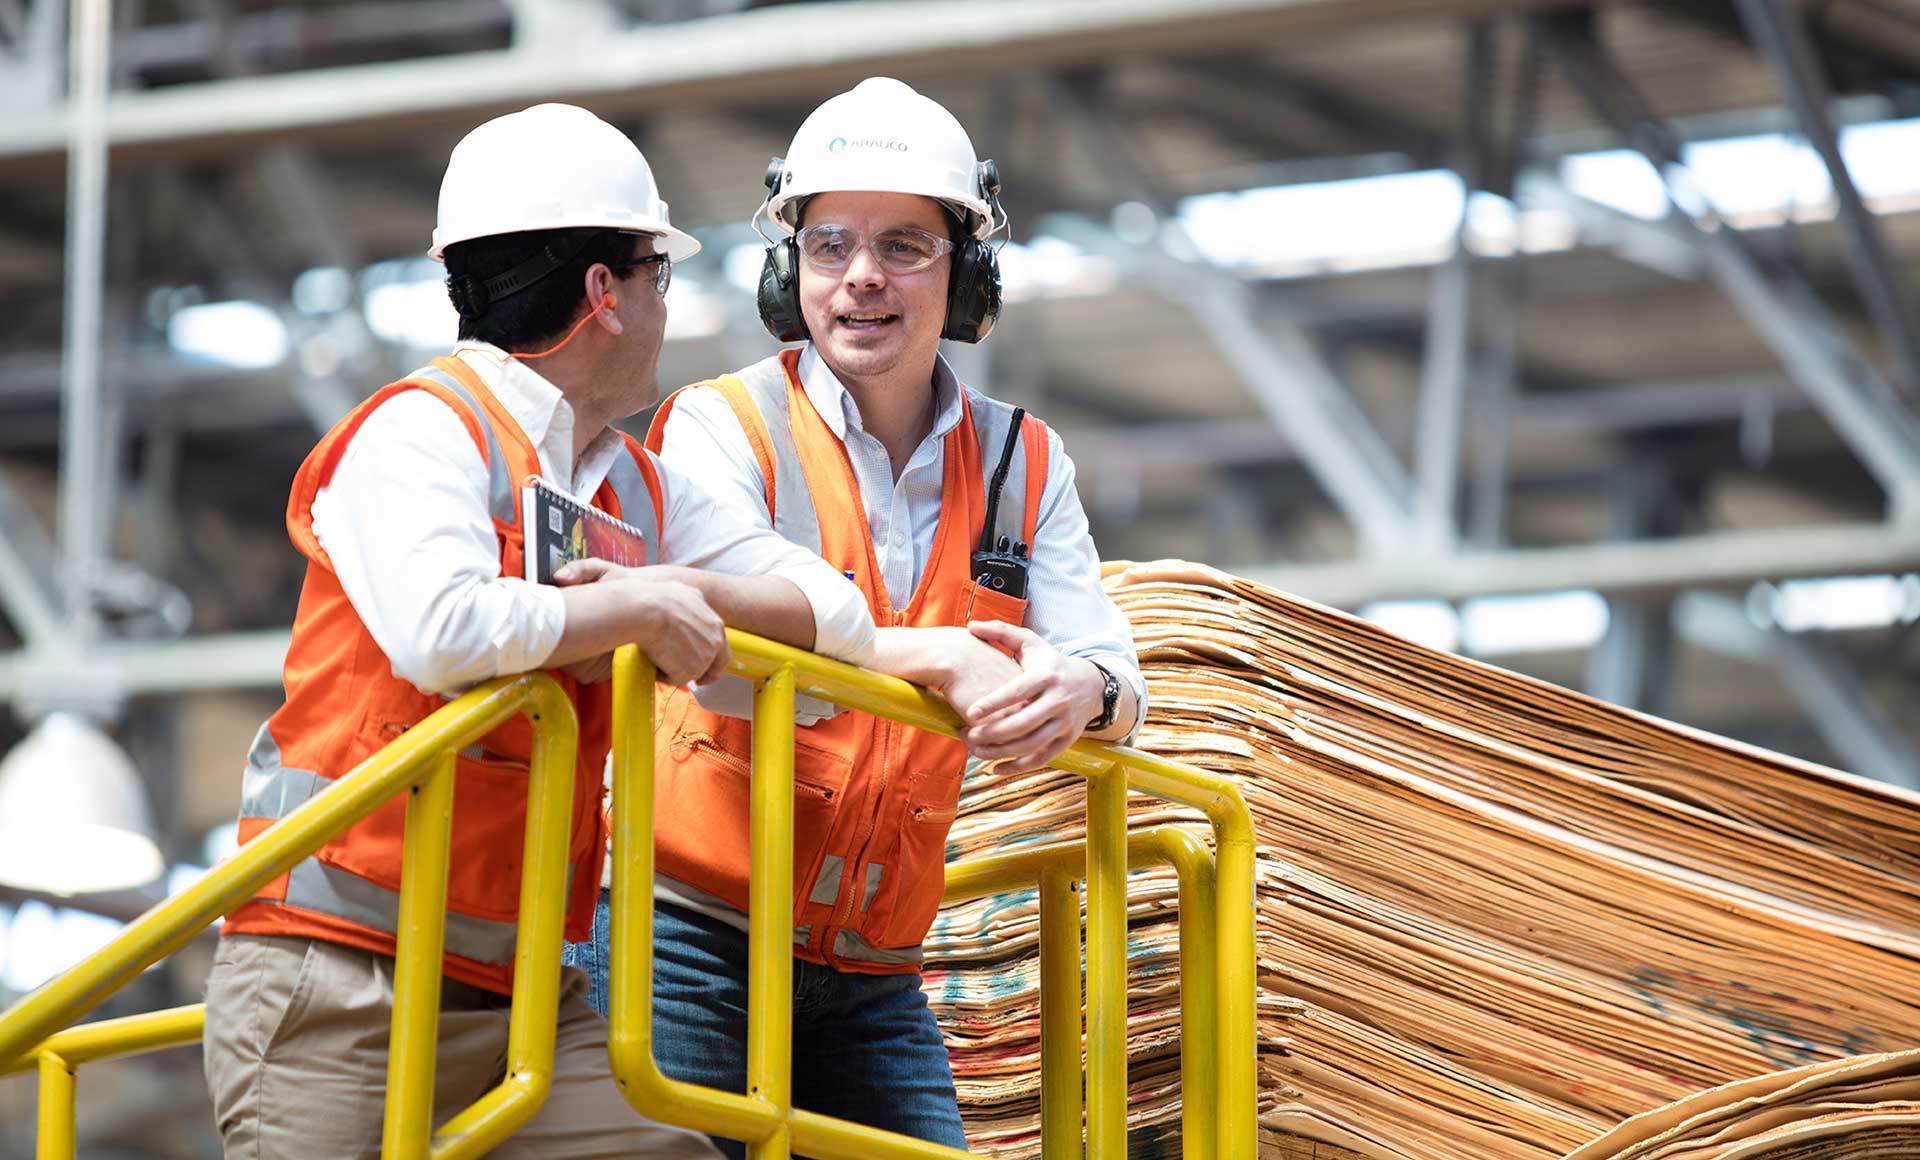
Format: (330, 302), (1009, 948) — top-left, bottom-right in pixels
(223, 356), (665, 995)
(644, 349), (1048, 974)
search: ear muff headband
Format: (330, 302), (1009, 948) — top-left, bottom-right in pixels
(754, 156), (1006, 344)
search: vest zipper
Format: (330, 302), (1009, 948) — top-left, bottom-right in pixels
(823, 715), (899, 964)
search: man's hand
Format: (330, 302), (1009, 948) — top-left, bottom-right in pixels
(554, 559), (730, 685)
(932, 628), (1024, 722)
(957, 620), (1106, 774)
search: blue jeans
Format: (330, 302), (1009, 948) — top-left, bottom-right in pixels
(562, 892), (968, 1159)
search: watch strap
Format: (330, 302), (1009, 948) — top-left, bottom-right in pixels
(1086, 661), (1121, 732)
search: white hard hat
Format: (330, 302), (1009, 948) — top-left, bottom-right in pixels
(430, 103), (701, 262)
(763, 78), (999, 241)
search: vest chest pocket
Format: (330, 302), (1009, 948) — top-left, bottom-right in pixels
(961, 581), (1029, 657)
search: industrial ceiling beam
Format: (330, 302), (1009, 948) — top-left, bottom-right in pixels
(0, 0), (1577, 176)
(1248, 521), (1920, 607)
(15, 520), (1920, 697)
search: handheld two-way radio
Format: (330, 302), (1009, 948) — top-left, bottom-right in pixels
(972, 406), (1030, 600)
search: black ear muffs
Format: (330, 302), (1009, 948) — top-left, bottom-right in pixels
(941, 236), (1001, 344)
(756, 238), (808, 342)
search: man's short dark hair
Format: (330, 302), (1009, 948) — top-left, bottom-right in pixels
(443, 228), (644, 352)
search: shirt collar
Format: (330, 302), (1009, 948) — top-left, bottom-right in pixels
(451, 342), (623, 491)
(796, 344), (967, 445)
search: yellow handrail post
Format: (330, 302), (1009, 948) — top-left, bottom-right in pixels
(1210, 794), (1257, 1160)
(748, 663), (798, 1160)
(605, 646), (783, 1149)
(1149, 829), (1218, 1160)
(36, 1051), (74, 1160)
(607, 644), (660, 1102)
(1085, 761), (1129, 1159)
(429, 676), (579, 1159)
(1122, 761), (1257, 1160)
(1038, 865), (1084, 1157)
(383, 749), (458, 1160)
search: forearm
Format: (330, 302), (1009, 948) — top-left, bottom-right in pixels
(667, 568), (816, 651)
(546, 582), (657, 669)
(870, 626), (970, 688)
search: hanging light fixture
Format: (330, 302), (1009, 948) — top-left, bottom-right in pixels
(0, 713), (164, 895)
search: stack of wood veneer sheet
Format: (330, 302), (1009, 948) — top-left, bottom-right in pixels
(920, 560), (1920, 1160)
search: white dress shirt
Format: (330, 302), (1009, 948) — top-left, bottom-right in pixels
(308, 343), (875, 697)
(656, 344), (1147, 735)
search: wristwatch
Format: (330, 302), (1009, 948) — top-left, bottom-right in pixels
(1086, 662), (1121, 733)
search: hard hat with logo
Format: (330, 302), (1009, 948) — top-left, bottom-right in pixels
(430, 103), (700, 262)
(763, 78), (1000, 240)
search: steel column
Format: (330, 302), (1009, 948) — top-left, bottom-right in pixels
(1415, 21), (1495, 553)
(1584, 460), (1676, 712)
(57, 0), (112, 639)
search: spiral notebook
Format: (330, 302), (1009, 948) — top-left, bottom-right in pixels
(522, 475), (648, 584)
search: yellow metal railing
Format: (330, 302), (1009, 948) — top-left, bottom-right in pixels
(0, 671), (584, 1159)
(0, 630), (1256, 1160)
(603, 634), (1256, 1160)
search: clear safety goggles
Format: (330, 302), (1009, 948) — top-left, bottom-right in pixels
(794, 224), (956, 275)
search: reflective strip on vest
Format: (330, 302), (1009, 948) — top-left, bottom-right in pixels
(733, 357), (824, 553)
(239, 724), (326, 818)
(833, 927), (924, 966)
(809, 853), (845, 907)
(603, 452), (659, 566)
(408, 364), (517, 525)
(241, 724), (539, 966)
(861, 862), (884, 912)
(967, 389), (1034, 550)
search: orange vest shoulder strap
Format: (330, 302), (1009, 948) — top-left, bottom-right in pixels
(600, 434), (666, 563)
(966, 388), (1051, 553)
(651, 355), (824, 553)
(647, 379), (782, 522)
(1017, 412), (1050, 547)
(285, 368), (513, 564)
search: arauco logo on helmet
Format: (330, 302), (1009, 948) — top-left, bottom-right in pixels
(827, 137), (909, 153)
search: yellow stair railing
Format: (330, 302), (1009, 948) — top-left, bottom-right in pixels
(0, 630), (1256, 1160)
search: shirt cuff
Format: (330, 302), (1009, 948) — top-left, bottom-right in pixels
(519, 580), (571, 671)
(782, 565), (876, 667)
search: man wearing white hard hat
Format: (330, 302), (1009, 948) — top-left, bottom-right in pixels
(200, 103), (875, 1158)
(565, 78), (1147, 1155)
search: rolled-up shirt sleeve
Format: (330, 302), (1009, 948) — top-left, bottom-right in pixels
(1023, 429), (1149, 739)
(309, 391), (567, 696)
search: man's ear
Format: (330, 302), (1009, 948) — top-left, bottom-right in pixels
(586, 264), (622, 335)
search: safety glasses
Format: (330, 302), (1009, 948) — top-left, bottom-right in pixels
(794, 224), (956, 275)
(607, 253), (672, 296)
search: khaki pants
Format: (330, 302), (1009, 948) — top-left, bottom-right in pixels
(203, 933), (723, 1159)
